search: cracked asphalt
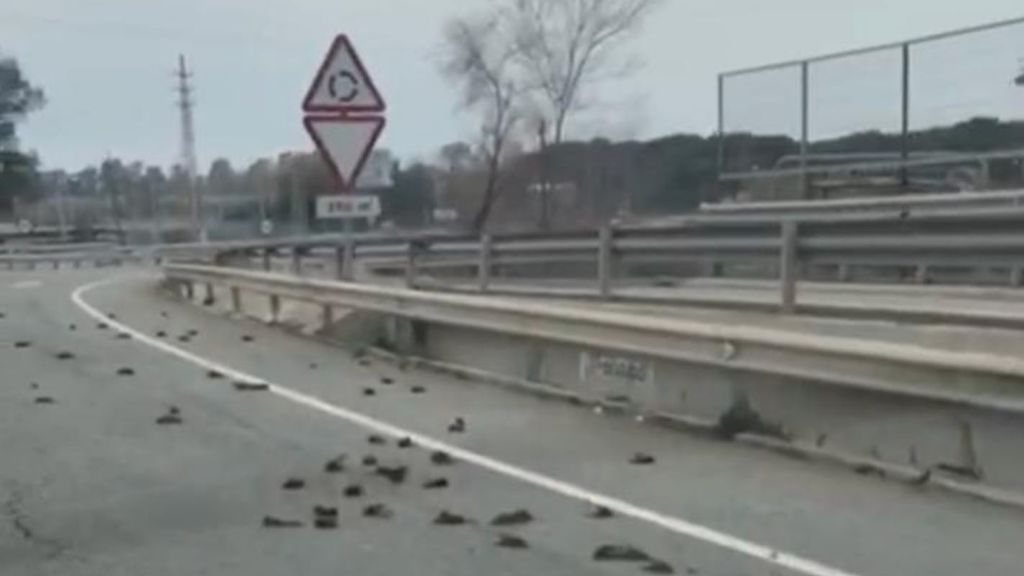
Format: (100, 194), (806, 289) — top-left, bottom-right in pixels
(3, 268), (1024, 576)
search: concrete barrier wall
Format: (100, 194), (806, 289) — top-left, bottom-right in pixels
(399, 320), (1024, 497)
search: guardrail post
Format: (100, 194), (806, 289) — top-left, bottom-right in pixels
(269, 294), (281, 324)
(1011, 266), (1023, 288)
(837, 264), (851, 282)
(261, 248), (272, 272)
(343, 239), (356, 281)
(203, 282), (215, 305)
(183, 281), (194, 300)
(597, 226), (613, 299)
(405, 241), (421, 289)
(779, 221), (799, 313)
(478, 234), (493, 292)
(230, 286), (242, 314)
(290, 248), (302, 276)
(914, 264), (929, 285)
(321, 304), (334, 332)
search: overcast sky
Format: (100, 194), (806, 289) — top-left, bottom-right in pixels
(3, 0), (1023, 173)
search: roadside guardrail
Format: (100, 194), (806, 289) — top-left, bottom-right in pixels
(164, 262), (1024, 414)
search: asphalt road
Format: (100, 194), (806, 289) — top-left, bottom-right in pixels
(3, 268), (1024, 576)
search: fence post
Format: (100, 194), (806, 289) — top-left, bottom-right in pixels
(597, 226), (613, 299)
(837, 264), (851, 283)
(203, 282), (215, 305)
(261, 248), (272, 272)
(799, 60), (810, 199)
(900, 42), (910, 188)
(1010, 266), (1023, 288)
(290, 248), (302, 276)
(779, 221), (799, 313)
(478, 234), (493, 292)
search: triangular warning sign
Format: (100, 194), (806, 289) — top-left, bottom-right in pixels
(303, 35), (385, 113)
(303, 116), (385, 191)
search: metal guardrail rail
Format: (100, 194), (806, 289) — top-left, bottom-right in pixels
(163, 263), (1024, 414)
(159, 206), (1024, 314)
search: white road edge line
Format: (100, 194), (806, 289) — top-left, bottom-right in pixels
(72, 275), (861, 576)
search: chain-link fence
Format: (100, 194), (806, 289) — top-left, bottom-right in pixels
(719, 16), (1024, 201)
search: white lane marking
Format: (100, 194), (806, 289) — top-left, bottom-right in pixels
(72, 276), (861, 576)
(12, 280), (42, 289)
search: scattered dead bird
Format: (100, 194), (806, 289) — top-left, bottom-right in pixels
(116, 333), (131, 340)
(262, 516), (302, 529)
(29, 382), (39, 390)
(14, 341), (31, 349)
(241, 335), (254, 343)
(587, 504), (614, 519)
(168, 406), (181, 416)
(410, 385), (426, 394)
(396, 437), (414, 449)
(432, 510), (468, 526)
(313, 504), (337, 518)
(309, 363), (318, 370)
(490, 509), (534, 527)
(380, 377), (394, 385)
(495, 534), (529, 549)
(187, 329), (199, 337)
(362, 388), (377, 397)
(343, 485), (364, 498)
(155, 330), (167, 338)
(367, 434), (387, 446)
(281, 477), (306, 491)
(156, 412), (182, 425)
(116, 367), (135, 377)
(447, 417), (466, 434)
(324, 455), (347, 473)
(593, 544), (651, 562)
(363, 503), (392, 519)
(160, 311), (169, 319)
(206, 370), (225, 380)
(375, 465), (408, 485)
(177, 335), (191, 343)
(55, 351), (75, 360)
(362, 455), (378, 467)
(233, 381), (270, 392)
(68, 323), (77, 331)
(643, 559), (675, 574)
(430, 451), (454, 466)
(422, 477), (449, 490)
(96, 322), (108, 330)
(34, 396), (55, 405)
(107, 313), (117, 320)
(630, 453), (656, 466)
(314, 516), (338, 530)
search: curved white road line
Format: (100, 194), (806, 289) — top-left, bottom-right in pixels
(72, 275), (861, 576)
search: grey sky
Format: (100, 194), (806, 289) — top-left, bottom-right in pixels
(3, 0), (1023, 173)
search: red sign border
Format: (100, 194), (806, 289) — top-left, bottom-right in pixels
(303, 115), (386, 192)
(302, 35), (386, 114)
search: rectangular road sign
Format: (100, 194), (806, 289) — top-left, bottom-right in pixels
(316, 195), (381, 220)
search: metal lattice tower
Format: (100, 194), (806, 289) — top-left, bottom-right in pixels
(175, 54), (201, 239)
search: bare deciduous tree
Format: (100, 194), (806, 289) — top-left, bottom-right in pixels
(441, 16), (522, 232)
(507, 0), (661, 144)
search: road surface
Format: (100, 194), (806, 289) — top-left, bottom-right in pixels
(2, 268), (1024, 576)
